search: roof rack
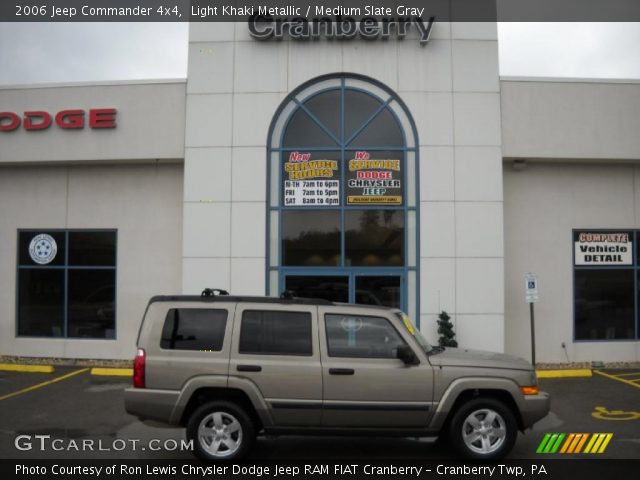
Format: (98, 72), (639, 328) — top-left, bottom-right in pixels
(201, 288), (229, 297)
(149, 290), (335, 306)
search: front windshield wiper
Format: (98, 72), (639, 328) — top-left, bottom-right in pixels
(428, 346), (446, 355)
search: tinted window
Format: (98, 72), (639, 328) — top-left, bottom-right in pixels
(345, 210), (404, 266)
(574, 270), (634, 340)
(325, 314), (405, 358)
(17, 229), (117, 339)
(285, 276), (349, 303)
(67, 270), (116, 339)
(17, 269), (65, 336)
(68, 231), (116, 266)
(161, 309), (227, 351)
(283, 210), (340, 266)
(239, 310), (312, 356)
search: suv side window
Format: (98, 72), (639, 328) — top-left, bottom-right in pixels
(325, 314), (405, 359)
(239, 310), (312, 356)
(160, 308), (227, 351)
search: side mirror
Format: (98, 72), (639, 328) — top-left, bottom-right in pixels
(396, 345), (419, 365)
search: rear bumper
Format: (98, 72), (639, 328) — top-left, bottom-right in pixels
(520, 391), (551, 428)
(124, 388), (180, 425)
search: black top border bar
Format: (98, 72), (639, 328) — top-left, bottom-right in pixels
(2, 0), (640, 22)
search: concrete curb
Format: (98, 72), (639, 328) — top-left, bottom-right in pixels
(0, 363), (54, 373)
(90, 368), (133, 377)
(536, 369), (592, 378)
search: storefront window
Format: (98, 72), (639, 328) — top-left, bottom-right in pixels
(17, 230), (117, 339)
(267, 75), (419, 323)
(573, 230), (638, 340)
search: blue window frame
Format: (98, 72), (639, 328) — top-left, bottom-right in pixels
(266, 75), (420, 325)
(16, 229), (117, 339)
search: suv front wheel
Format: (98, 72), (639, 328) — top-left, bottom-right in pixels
(448, 397), (517, 460)
(187, 401), (255, 461)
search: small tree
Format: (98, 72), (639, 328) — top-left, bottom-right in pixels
(437, 311), (458, 347)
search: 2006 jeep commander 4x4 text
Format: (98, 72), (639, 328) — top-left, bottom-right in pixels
(125, 289), (549, 461)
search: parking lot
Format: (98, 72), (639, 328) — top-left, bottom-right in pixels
(0, 367), (639, 460)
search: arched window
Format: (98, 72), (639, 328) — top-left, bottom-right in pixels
(266, 75), (420, 324)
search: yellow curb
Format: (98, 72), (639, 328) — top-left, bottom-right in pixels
(90, 368), (133, 377)
(536, 369), (592, 378)
(0, 363), (54, 373)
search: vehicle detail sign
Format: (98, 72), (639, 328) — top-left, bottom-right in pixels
(283, 152), (339, 206)
(574, 231), (632, 265)
(347, 151), (403, 205)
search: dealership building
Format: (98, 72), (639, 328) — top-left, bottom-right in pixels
(1, 21), (639, 364)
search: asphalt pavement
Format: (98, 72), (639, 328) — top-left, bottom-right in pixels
(0, 367), (638, 460)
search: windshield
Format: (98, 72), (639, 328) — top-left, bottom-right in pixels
(395, 311), (433, 354)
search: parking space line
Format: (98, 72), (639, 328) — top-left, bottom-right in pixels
(608, 372), (640, 377)
(593, 370), (640, 389)
(0, 368), (89, 401)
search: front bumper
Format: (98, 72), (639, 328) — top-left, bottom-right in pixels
(520, 391), (551, 428)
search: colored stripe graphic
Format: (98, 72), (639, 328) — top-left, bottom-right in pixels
(537, 433), (613, 454)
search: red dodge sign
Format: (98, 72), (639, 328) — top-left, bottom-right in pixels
(0, 108), (117, 131)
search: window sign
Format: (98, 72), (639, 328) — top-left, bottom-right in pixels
(346, 151), (403, 205)
(283, 151), (340, 207)
(574, 232), (632, 266)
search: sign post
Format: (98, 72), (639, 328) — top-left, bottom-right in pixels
(525, 273), (538, 366)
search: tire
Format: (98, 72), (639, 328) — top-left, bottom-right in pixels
(186, 401), (255, 461)
(447, 397), (518, 460)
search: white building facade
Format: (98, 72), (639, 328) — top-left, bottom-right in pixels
(0, 22), (638, 363)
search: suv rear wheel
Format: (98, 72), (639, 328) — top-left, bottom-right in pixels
(187, 401), (255, 461)
(448, 397), (517, 460)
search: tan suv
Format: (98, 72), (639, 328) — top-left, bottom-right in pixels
(125, 289), (549, 461)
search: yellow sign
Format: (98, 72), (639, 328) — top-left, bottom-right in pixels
(401, 313), (416, 336)
(347, 196), (402, 204)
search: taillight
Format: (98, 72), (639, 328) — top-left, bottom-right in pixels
(133, 348), (145, 388)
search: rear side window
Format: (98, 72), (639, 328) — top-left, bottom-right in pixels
(325, 314), (405, 358)
(239, 310), (312, 356)
(160, 308), (227, 351)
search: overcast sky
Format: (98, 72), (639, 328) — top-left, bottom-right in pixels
(0, 23), (639, 85)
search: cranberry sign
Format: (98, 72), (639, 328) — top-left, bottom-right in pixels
(0, 108), (117, 132)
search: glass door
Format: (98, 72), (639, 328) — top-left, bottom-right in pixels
(354, 274), (402, 309)
(283, 273), (403, 310)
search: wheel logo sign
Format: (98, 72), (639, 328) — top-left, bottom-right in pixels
(28, 234), (57, 265)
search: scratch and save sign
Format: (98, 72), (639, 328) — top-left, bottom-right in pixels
(574, 232), (632, 266)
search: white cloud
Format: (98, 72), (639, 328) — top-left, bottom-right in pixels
(1, 22), (639, 85)
(0, 22), (188, 85)
(498, 22), (640, 79)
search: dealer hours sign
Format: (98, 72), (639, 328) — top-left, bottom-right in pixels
(283, 151), (340, 206)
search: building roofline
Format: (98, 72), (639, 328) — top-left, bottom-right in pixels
(500, 75), (640, 85)
(0, 78), (187, 91)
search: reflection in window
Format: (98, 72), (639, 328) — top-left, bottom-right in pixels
(574, 269), (634, 340)
(345, 210), (404, 266)
(325, 314), (405, 358)
(282, 211), (340, 266)
(240, 310), (312, 356)
(161, 309), (227, 351)
(355, 276), (401, 308)
(285, 276), (349, 303)
(68, 270), (116, 338)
